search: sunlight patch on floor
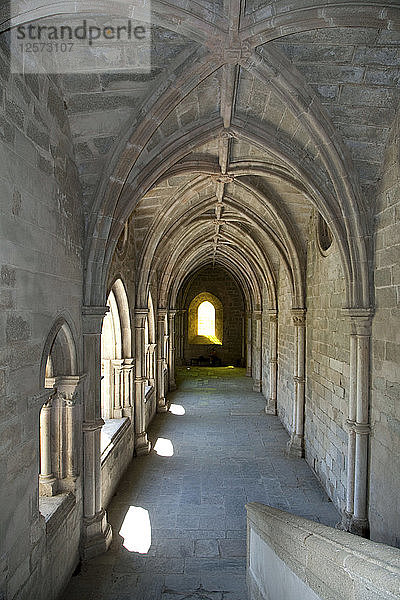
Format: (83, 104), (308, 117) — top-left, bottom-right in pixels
(169, 403), (185, 415)
(119, 506), (151, 553)
(154, 437), (174, 456)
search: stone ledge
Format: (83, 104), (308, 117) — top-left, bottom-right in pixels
(246, 503), (400, 600)
(145, 384), (155, 401)
(100, 417), (130, 464)
(39, 492), (76, 538)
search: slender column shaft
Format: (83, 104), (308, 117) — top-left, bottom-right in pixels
(134, 308), (151, 455)
(287, 308), (306, 458)
(121, 358), (134, 417)
(265, 311), (278, 415)
(296, 323), (306, 436)
(341, 308), (373, 538)
(169, 310), (177, 391)
(111, 359), (123, 416)
(252, 310), (262, 392)
(353, 330), (371, 529)
(39, 400), (53, 479)
(246, 312), (252, 377)
(345, 334), (357, 518)
(157, 310), (168, 412)
(56, 376), (81, 481)
(65, 399), (76, 478)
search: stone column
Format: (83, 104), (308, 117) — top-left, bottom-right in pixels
(56, 375), (82, 483)
(246, 311), (252, 377)
(265, 310), (278, 415)
(252, 310), (262, 392)
(39, 391), (57, 496)
(81, 306), (112, 560)
(157, 310), (168, 412)
(287, 308), (306, 458)
(121, 358), (135, 420)
(342, 309), (373, 537)
(134, 308), (151, 455)
(148, 343), (157, 384)
(168, 310), (177, 391)
(241, 313), (246, 367)
(342, 332), (357, 530)
(111, 359), (123, 417)
(175, 310), (182, 366)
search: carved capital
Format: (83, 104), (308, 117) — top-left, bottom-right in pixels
(268, 310), (278, 323)
(292, 308), (306, 326)
(135, 307), (148, 328)
(82, 306), (109, 334)
(342, 308), (374, 335)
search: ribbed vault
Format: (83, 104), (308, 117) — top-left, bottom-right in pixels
(4, 1), (398, 309)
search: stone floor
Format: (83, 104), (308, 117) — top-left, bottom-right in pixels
(63, 367), (340, 600)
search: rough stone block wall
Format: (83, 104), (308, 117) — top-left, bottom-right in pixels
(0, 40), (84, 600)
(182, 266), (245, 366)
(305, 214), (350, 513)
(370, 118), (400, 548)
(276, 266), (294, 434)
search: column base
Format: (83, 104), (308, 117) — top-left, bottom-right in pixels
(39, 476), (57, 497)
(157, 398), (168, 413)
(338, 510), (353, 531)
(252, 380), (261, 392)
(246, 368), (252, 377)
(135, 431), (151, 456)
(265, 398), (277, 415)
(286, 434), (304, 458)
(81, 509), (112, 561)
(169, 381), (176, 392)
(348, 516), (370, 538)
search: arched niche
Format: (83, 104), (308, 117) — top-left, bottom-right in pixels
(40, 318), (78, 388)
(38, 317), (79, 498)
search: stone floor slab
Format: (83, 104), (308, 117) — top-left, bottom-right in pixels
(63, 367), (339, 600)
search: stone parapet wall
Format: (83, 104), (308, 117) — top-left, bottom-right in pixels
(247, 502), (400, 600)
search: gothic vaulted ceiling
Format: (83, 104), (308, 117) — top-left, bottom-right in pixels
(4, 1), (400, 307)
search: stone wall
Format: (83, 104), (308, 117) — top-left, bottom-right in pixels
(304, 213), (350, 513)
(370, 115), (400, 548)
(181, 266), (245, 367)
(276, 266), (295, 434)
(0, 40), (84, 600)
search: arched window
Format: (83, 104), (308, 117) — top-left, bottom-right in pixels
(198, 301), (215, 337)
(188, 292), (223, 345)
(101, 289), (122, 420)
(101, 279), (133, 421)
(145, 292), (156, 388)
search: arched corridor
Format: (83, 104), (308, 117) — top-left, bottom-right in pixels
(63, 367), (338, 600)
(1, 2), (400, 599)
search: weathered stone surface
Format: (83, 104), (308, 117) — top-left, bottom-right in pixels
(0, 6), (400, 600)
